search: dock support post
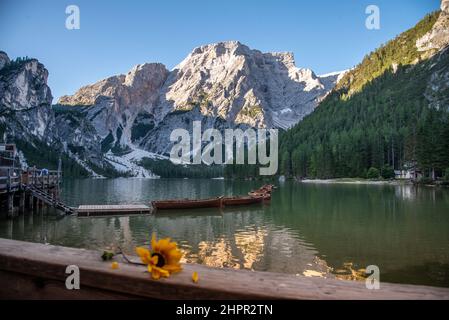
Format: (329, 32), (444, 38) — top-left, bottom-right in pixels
(27, 193), (34, 210)
(32, 196), (37, 212)
(7, 193), (14, 218)
(19, 192), (25, 214)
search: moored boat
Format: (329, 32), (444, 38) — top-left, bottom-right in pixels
(248, 191), (271, 200)
(223, 195), (264, 206)
(152, 197), (223, 210)
(259, 184), (275, 192)
(262, 193), (271, 201)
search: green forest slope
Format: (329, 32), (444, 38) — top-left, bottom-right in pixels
(278, 11), (449, 181)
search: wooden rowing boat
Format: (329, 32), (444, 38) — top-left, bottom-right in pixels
(223, 196), (264, 206)
(248, 191), (271, 200)
(258, 184), (275, 192)
(249, 185), (274, 194)
(262, 193), (271, 201)
(152, 197), (223, 210)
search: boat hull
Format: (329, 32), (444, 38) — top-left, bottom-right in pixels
(223, 196), (264, 206)
(152, 197), (223, 210)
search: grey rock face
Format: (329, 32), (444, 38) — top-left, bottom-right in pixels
(442, 0), (449, 13)
(155, 41), (340, 130)
(0, 51), (10, 70)
(415, 3), (449, 112)
(425, 47), (449, 111)
(0, 52), (114, 175)
(139, 106), (251, 155)
(55, 108), (103, 161)
(59, 63), (169, 146)
(416, 4), (449, 52)
(0, 56), (54, 141)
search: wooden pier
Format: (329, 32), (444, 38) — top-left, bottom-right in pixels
(0, 239), (448, 300)
(77, 204), (152, 217)
(0, 143), (73, 217)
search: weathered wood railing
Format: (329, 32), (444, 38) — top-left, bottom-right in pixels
(0, 167), (60, 194)
(0, 168), (21, 193)
(21, 168), (60, 188)
(0, 239), (448, 300)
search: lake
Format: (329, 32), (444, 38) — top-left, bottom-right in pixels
(1, 178), (448, 287)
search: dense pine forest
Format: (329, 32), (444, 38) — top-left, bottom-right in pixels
(276, 12), (449, 181)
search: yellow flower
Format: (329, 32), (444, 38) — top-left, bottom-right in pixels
(192, 271), (199, 283)
(136, 233), (183, 280)
(111, 262), (119, 270)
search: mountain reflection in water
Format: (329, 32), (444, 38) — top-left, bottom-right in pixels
(0, 179), (448, 287)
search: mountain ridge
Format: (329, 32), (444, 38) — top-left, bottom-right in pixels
(56, 41), (343, 158)
(59, 41), (343, 129)
(2, 4), (448, 178)
(277, 5), (449, 180)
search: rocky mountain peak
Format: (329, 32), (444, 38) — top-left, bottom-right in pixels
(191, 40), (245, 55)
(59, 62), (169, 107)
(0, 51), (10, 70)
(416, 2), (449, 52)
(442, 0), (449, 13)
(56, 41), (343, 158)
(159, 41), (340, 129)
(0, 56), (52, 112)
(124, 63), (168, 88)
(0, 51), (54, 145)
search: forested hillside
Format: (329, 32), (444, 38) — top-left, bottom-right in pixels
(277, 11), (449, 181)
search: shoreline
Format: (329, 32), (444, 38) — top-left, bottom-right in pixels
(299, 178), (412, 186)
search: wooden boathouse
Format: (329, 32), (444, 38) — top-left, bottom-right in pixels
(0, 143), (73, 217)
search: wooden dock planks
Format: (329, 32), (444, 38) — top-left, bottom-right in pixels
(77, 204), (152, 217)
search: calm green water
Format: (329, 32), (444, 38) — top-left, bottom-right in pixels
(1, 179), (449, 287)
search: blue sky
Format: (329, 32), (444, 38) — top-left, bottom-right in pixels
(0, 0), (441, 100)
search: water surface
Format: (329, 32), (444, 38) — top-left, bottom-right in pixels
(1, 178), (448, 287)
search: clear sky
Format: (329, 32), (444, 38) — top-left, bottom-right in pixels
(0, 0), (441, 100)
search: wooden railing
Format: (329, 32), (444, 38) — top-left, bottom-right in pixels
(0, 168), (21, 193)
(0, 167), (60, 194)
(21, 168), (60, 188)
(0, 239), (449, 300)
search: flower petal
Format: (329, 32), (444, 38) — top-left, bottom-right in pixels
(154, 266), (170, 278)
(150, 255), (158, 265)
(151, 270), (161, 280)
(163, 264), (182, 273)
(166, 249), (182, 264)
(136, 247), (151, 264)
